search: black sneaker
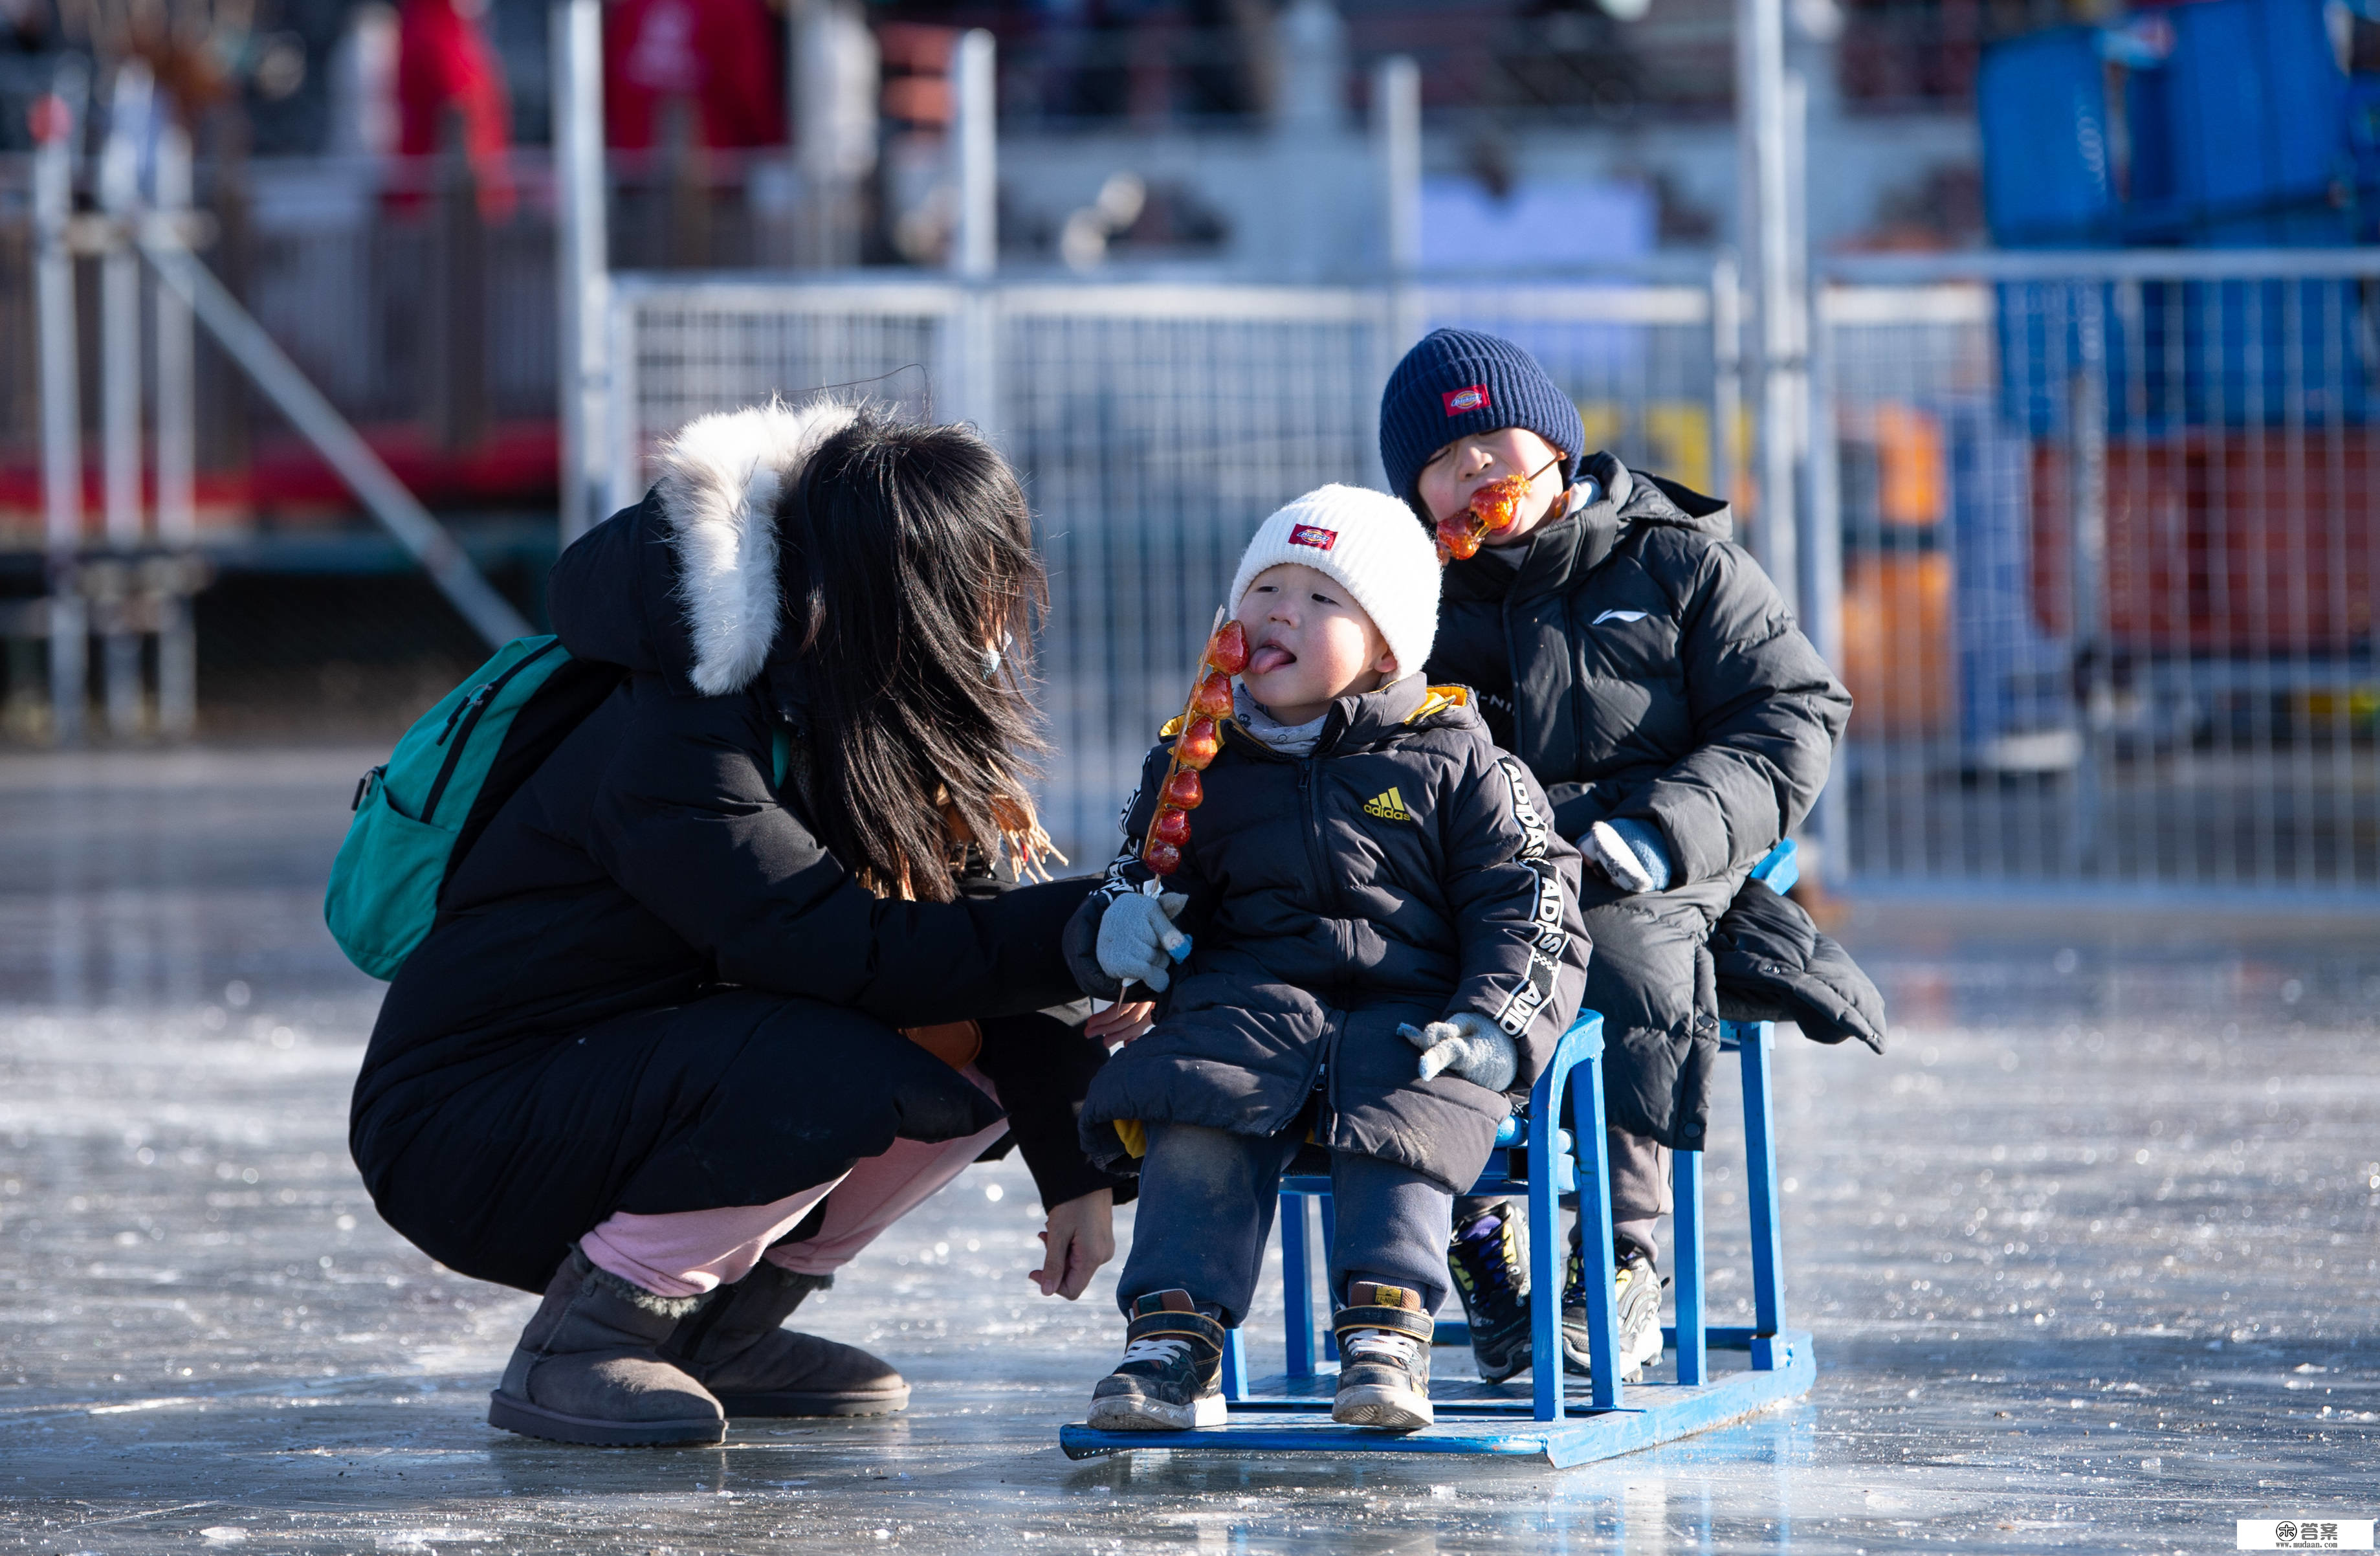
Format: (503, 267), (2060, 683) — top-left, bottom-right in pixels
(1559, 1249), (1665, 1382)
(1086, 1290), (1228, 1430)
(1330, 1281), (1436, 1430)
(1446, 1203), (1533, 1383)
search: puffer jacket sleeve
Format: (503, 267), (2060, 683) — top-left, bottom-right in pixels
(589, 682), (1089, 1026)
(1437, 746), (1593, 1090)
(1061, 741), (1174, 997)
(973, 1012), (1139, 1208)
(1624, 540), (1851, 885)
(1708, 884), (1887, 1053)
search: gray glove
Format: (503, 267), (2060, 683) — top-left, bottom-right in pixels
(1096, 890), (1191, 992)
(1398, 1012), (1518, 1091)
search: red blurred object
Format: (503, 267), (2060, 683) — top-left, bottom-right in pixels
(1176, 717), (1220, 770)
(2030, 432), (2380, 654)
(1207, 620), (1250, 675)
(1142, 840), (1182, 875)
(606, 0), (784, 150)
(1162, 770), (1204, 810)
(1151, 807), (1191, 847)
(877, 22), (956, 127)
(397, 0), (515, 219)
(0, 419), (560, 524)
(1470, 473), (1530, 538)
(26, 94), (72, 145)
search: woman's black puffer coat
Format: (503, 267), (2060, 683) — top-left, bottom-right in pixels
(1071, 675), (1591, 1195)
(349, 403), (1115, 1293)
(1424, 452), (1855, 1150)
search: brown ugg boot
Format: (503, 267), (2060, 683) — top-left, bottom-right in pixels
(487, 1246), (726, 1446)
(663, 1265), (909, 1417)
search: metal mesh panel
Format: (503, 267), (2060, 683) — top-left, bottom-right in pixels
(612, 282), (953, 502)
(1001, 290), (1379, 860)
(1828, 258), (2380, 891)
(616, 265), (2377, 892)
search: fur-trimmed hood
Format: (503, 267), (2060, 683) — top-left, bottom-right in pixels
(550, 401), (858, 697)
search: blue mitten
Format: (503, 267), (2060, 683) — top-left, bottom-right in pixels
(1584, 818), (1672, 895)
(1096, 891), (1191, 992)
(1398, 1012), (1519, 1091)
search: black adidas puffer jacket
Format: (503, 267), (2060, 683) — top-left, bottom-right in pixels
(1426, 452), (1850, 885)
(1068, 675), (1592, 1194)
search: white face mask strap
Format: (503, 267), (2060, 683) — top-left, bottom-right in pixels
(981, 630), (1014, 682)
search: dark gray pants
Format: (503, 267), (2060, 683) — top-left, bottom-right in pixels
(1119, 1121), (1455, 1327)
(1455, 1125), (1671, 1270)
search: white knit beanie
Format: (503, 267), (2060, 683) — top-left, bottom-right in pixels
(1227, 484), (1442, 680)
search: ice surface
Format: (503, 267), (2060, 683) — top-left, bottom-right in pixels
(2, 748), (2374, 1552)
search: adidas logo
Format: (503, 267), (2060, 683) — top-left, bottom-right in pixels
(1362, 787), (1415, 823)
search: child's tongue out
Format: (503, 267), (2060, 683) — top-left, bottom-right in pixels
(1248, 642), (1296, 675)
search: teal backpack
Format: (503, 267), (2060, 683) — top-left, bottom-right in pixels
(325, 634), (621, 979)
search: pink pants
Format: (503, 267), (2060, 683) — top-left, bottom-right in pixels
(582, 1070), (1010, 1298)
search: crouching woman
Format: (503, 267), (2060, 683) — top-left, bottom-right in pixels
(349, 404), (1126, 1447)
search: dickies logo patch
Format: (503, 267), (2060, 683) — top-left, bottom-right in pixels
(1288, 524), (1338, 551)
(1443, 384), (1491, 416)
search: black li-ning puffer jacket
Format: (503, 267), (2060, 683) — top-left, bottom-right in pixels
(1069, 675), (1592, 1195)
(1426, 452), (1851, 879)
(1424, 452), (1860, 1150)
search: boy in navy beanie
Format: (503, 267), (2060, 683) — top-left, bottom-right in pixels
(1380, 327), (1855, 1390)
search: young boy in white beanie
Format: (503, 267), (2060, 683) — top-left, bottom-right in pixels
(1064, 483), (1590, 1432)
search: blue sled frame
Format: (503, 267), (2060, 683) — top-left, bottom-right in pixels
(1061, 841), (1816, 1469)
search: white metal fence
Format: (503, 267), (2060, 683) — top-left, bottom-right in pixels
(1825, 251), (2380, 894)
(608, 262), (2379, 896)
(608, 274), (1733, 867)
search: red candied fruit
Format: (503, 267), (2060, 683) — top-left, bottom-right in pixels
(1470, 473), (1532, 538)
(1176, 717), (1220, 770)
(1436, 516), (1484, 561)
(1142, 839), (1182, 875)
(1151, 806), (1191, 847)
(1162, 770), (1204, 810)
(1189, 671), (1233, 720)
(1206, 620), (1250, 676)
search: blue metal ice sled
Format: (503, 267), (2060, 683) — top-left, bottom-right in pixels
(1061, 839), (1816, 1468)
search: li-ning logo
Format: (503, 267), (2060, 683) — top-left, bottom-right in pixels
(1288, 524), (1338, 551)
(1443, 384), (1491, 416)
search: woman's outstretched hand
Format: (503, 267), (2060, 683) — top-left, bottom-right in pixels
(1083, 1001), (1156, 1046)
(1028, 1187), (1116, 1300)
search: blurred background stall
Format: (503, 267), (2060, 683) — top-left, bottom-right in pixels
(0, 0), (2372, 898)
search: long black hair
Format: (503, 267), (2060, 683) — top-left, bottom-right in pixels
(777, 407), (1050, 902)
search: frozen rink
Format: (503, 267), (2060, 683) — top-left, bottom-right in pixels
(1, 747), (2374, 1553)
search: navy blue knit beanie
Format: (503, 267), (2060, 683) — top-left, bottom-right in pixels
(1378, 329), (1586, 509)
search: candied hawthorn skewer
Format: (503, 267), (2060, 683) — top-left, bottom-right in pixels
(1435, 472), (1537, 563)
(1137, 614), (1246, 878)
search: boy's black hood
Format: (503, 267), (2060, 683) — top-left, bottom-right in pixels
(1234, 672), (1484, 759)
